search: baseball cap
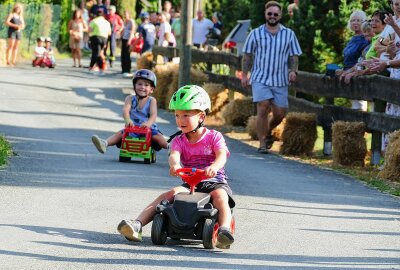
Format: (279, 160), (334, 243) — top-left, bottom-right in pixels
(140, 12), (149, 18)
(45, 37), (52, 43)
(109, 5), (116, 12)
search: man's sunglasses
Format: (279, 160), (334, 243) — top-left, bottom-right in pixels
(267, 12), (280, 17)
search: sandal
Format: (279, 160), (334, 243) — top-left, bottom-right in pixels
(257, 147), (268, 154)
(265, 135), (275, 149)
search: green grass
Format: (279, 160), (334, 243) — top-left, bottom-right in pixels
(0, 135), (12, 167)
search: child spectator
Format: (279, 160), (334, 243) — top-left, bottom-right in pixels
(43, 37), (56, 68)
(32, 37), (46, 67)
(91, 69), (168, 153)
(117, 85), (235, 249)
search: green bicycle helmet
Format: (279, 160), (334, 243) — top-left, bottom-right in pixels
(169, 85), (211, 114)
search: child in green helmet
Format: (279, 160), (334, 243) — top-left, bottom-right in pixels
(118, 85), (235, 249)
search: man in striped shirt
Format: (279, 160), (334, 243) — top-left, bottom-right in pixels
(241, 1), (302, 153)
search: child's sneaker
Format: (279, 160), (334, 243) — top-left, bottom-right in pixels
(91, 135), (107, 154)
(216, 226), (234, 249)
(117, 220), (142, 242)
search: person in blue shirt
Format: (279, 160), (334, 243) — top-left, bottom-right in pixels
(342, 10), (369, 70)
(137, 12), (156, 54)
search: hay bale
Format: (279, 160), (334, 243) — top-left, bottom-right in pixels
(332, 121), (367, 166)
(221, 97), (254, 126)
(246, 115), (258, 140)
(378, 130), (400, 182)
(153, 63), (178, 108)
(246, 115), (286, 141)
(280, 113), (317, 156)
(136, 51), (153, 70)
(202, 83), (229, 115)
(166, 68), (209, 110)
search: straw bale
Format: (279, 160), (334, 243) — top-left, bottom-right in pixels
(246, 116), (258, 140)
(202, 83), (229, 115)
(378, 130), (400, 182)
(153, 63), (178, 108)
(279, 113), (317, 156)
(332, 121), (367, 166)
(272, 118), (286, 141)
(136, 51), (153, 70)
(166, 68), (209, 110)
(221, 97), (254, 126)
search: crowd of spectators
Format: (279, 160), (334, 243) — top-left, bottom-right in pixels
(334, 0), (400, 152)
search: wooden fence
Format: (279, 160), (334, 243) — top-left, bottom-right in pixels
(152, 46), (400, 165)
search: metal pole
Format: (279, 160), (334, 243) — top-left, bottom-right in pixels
(178, 0), (193, 87)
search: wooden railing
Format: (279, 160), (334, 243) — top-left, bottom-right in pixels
(152, 46), (400, 164)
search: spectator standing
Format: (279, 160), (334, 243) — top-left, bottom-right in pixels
(88, 9), (111, 75)
(241, 1), (302, 153)
(287, 0), (299, 17)
(4, 3), (25, 66)
(171, 12), (181, 47)
(192, 9), (213, 48)
(120, 11), (136, 77)
(80, 1), (91, 51)
(336, 10), (369, 110)
(158, 13), (175, 47)
(206, 12), (223, 47)
(68, 9), (88, 68)
(137, 12), (156, 54)
(105, 5), (124, 68)
(162, 0), (172, 23)
(90, 0), (108, 19)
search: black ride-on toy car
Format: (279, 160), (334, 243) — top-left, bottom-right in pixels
(119, 126), (156, 164)
(151, 168), (235, 249)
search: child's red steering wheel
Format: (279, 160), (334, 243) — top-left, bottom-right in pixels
(176, 168), (207, 194)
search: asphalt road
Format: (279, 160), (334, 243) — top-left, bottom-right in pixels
(0, 59), (399, 270)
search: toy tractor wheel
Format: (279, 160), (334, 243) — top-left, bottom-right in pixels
(202, 218), (219, 249)
(151, 213), (167, 245)
(144, 158), (150, 164)
(151, 149), (156, 163)
(119, 156), (131, 162)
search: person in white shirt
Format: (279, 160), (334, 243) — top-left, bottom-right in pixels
(158, 13), (175, 47)
(192, 9), (213, 48)
(32, 37), (46, 67)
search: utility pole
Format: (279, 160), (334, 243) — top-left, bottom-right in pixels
(178, 0), (193, 87)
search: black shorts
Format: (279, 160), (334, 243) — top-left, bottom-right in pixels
(8, 30), (21, 40)
(181, 181), (235, 208)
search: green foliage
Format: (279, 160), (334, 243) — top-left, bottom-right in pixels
(117, 0), (136, 19)
(59, 0), (72, 51)
(0, 135), (12, 167)
(219, 0), (250, 38)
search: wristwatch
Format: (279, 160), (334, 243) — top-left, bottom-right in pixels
(386, 60), (391, 68)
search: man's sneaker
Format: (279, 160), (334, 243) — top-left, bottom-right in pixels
(122, 72), (133, 78)
(91, 135), (107, 154)
(117, 220), (142, 242)
(216, 227), (234, 249)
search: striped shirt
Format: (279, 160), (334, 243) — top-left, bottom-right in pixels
(243, 24), (302, 87)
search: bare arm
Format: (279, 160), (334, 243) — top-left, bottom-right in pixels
(169, 150), (182, 176)
(122, 95), (133, 126)
(241, 53), (253, 87)
(288, 55), (299, 83)
(204, 148), (228, 178)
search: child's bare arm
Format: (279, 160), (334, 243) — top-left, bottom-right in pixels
(204, 149), (228, 178)
(122, 95), (133, 126)
(168, 150), (181, 176)
(141, 97), (158, 127)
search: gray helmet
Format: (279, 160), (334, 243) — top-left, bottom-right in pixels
(132, 69), (157, 88)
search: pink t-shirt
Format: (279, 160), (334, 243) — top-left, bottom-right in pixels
(170, 128), (230, 183)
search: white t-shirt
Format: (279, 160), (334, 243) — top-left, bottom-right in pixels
(34, 46), (46, 58)
(158, 21), (172, 47)
(192, 18), (213, 45)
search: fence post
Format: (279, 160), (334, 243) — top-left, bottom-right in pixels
(370, 99), (386, 165)
(322, 99), (334, 156)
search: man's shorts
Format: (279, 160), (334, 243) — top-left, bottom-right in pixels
(252, 81), (289, 108)
(181, 181), (236, 208)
